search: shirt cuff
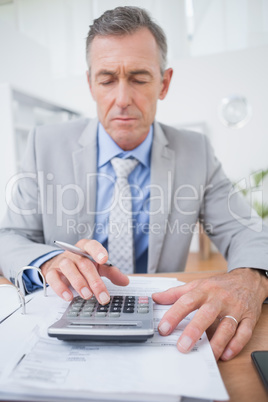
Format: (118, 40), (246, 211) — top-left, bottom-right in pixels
(22, 250), (64, 293)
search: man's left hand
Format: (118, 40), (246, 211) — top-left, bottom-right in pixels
(152, 268), (268, 361)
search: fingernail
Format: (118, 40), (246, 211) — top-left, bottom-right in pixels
(97, 252), (106, 262)
(178, 336), (193, 352)
(159, 321), (171, 335)
(81, 287), (92, 299)
(62, 291), (72, 301)
(222, 348), (233, 360)
(99, 291), (110, 305)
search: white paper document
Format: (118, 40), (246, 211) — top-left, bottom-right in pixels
(0, 276), (228, 401)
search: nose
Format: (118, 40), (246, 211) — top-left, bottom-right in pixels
(116, 80), (131, 109)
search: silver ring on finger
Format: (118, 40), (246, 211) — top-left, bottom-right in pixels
(220, 315), (238, 325)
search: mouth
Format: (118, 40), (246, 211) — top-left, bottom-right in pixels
(112, 117), (137, 121)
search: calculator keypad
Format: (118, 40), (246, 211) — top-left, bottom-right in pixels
(48, 294), (154, 341)
(66, 295), (150, 319)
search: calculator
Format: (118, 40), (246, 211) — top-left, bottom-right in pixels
(48, 295), (154, 341)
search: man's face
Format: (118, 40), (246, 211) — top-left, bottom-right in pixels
(88, 28), (172, 150)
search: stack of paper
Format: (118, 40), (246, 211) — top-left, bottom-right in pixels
(0, 277), (229, 401)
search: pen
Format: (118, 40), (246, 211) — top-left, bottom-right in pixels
(54, 241), (113, 267)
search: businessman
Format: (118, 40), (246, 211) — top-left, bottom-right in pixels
(0, 6), (267, 362)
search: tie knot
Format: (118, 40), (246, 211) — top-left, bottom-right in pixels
(111, 157), (139, 179)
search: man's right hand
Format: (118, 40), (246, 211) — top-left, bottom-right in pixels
(41, 239), (129, 304)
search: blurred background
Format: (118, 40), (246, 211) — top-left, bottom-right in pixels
(0, 0), (267, 252)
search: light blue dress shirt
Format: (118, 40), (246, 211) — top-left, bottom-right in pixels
(23, 123), (152, 292)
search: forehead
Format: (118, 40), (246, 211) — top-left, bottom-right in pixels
(89, 28), (161, 74)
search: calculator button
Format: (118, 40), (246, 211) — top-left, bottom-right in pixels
(125, 296), (135, 301)
(123, 307), (135, 313)
(79, 311), (92, 317)
(124, 302), (135, 307)
(111, 302), (122, 307)
(112, 299), (123, 304)
(70, 305), (82, 311)
(73, 296), (82, 302)
(82, 306), (95, 312)
(95, 312), (107, 317)
(109, 312), (120, 317)
(67, 311), (79, 317)
(137, 307), (149, 313)
(138, 298), (148, 303)
(72, 301), (84, 307)
(74, 298), (84, 303)
(85, 300), (96, 305)
(137, 303), (149, 308)
(110, 306), (121, 312)
(97, 306), (109, 312)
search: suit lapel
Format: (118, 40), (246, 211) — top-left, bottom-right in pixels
(71, 118), (175, 266)
(72, 118), (98, 239)
(148, 122), (175, 273)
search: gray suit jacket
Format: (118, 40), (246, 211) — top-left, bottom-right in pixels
(1, 118), (268, 283)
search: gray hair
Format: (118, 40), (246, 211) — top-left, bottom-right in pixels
(86, 6), (167, 76)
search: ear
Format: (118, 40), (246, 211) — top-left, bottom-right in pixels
(159, 68), (173, 100)
(86, 70), (95, 100)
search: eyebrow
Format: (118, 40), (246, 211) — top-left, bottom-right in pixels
(129, 70), (153, 77)
(96, 69), (153, 78)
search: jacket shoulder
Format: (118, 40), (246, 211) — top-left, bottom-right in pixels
(35, 117), (90, 141)
(158, 122), (209, 156)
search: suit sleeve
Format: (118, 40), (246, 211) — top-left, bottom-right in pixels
(200, 135), (268, 271)
(0, 129), (60, 284)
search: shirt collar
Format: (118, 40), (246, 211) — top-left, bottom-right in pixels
(97, 123), (153, 168)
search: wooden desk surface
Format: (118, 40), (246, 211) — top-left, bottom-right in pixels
(150, 271), (268, 402)
(1, 270), (267, 402)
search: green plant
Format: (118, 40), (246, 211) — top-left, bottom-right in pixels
(236, 169), (268, 220)
(253, 201), (268, 219)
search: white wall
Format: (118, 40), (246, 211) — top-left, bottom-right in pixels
(157, 45), (268, 181)
(0, 20), (52, 95)
(0, 19), (91, 112)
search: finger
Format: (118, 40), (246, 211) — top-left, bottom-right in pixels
(78, 239), (109, 265)
(152, 282), (197, 305)
(176, 302), (221, 354)
(46, 268), (73, 301)
(207, 315), (239, 360)
(74, 256), (111, 305)
(220, 318), (253, 361)
(98, 265), (130, 286)
(59, 257), (93, 300)
(76, 239), (129, 285)
(158, 289), (205, 336)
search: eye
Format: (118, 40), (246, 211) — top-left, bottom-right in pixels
(133, 80), (147, 85)
(100, 81), (113, 86)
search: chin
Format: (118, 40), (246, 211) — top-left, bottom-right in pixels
(111, 128), (135, 140)
(113, 133), (139, 151)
